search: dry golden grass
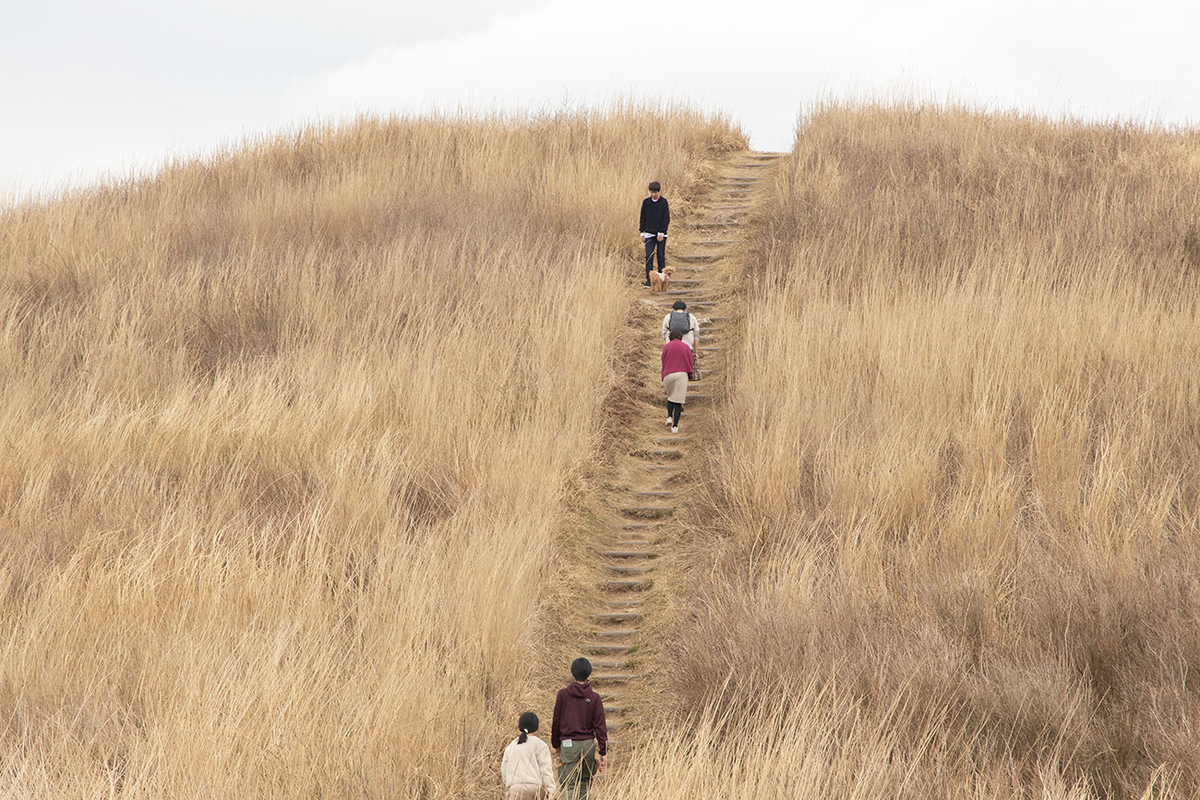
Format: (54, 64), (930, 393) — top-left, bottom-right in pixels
(0, 105), (746, 797)
(620, 103), (1200, 798)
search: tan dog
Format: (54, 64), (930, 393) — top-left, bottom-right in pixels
(661, 264), (675, 291)
(649, 265), (676, 293)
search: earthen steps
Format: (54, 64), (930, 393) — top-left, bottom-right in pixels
(565, 154), (781, 760)
(603, 580), (649, 591)
(618, 507), (674, 519)
(595, 629), (638, 639)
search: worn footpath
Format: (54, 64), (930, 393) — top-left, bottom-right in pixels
(557, 151), (784, 777)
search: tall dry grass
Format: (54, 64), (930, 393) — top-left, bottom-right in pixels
(0, 105), (746, 797)
(625, 103), (1200, 798)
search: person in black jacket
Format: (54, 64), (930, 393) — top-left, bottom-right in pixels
(639, 181), (670, 287)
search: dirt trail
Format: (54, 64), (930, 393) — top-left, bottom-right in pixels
(562, 150), (785, 763)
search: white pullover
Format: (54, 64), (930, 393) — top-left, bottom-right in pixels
(501, 734), (556, 794)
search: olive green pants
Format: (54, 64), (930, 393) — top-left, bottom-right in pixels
(556, 738), (597, 800)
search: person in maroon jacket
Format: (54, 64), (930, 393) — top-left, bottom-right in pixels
(551, 657), (607, 800)
(661, 329), (695, 434)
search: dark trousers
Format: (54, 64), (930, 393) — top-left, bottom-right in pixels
(666, 400), (683, 426)
(644, 237), (666, 282)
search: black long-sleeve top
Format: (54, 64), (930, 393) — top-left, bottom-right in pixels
(639, 196), (670, 235)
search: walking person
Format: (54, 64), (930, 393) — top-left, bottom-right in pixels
(501, 712), (556, 800)
(551, 658), (607, 800)
(660, 299), (700, 351)
(662, 329), (694, 434)
(639, 181), (670, 287)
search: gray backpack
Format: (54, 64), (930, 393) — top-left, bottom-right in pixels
(667, 310), (692, 338)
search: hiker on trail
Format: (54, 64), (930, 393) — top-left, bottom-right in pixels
(639, 180), (670, 287)
(551, 658), (607, 800)
(502, 711), (556, 800)
(662, 329), (694, 434)
(661, 299), (700, 351)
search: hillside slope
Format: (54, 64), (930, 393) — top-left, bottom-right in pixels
(0, 107), (746, 798)
(6, 100), (1197, 799)
(606, 104), (1200, 799)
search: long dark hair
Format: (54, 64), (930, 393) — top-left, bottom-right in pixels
(517, 711), (539, 744)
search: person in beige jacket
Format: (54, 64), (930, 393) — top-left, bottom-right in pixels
(502, 711), (556, 799)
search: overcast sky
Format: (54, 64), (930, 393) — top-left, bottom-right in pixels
(3, 0), (1197, 201)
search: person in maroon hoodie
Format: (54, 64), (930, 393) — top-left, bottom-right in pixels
(661, 329), (695, 434)
(551, 657), (607, 800)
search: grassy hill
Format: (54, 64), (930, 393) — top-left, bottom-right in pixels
(3, 99), (1199, 798)
(612, 103), (1200, 799)
(0, 106), (745, 797)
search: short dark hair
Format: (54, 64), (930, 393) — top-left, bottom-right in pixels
(648, 181), (661, 192)
(571, 657), (592, 682)
(672, 300), (686, 310)
(517, 711), (539, 744)
(669, 331), (682, 341)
